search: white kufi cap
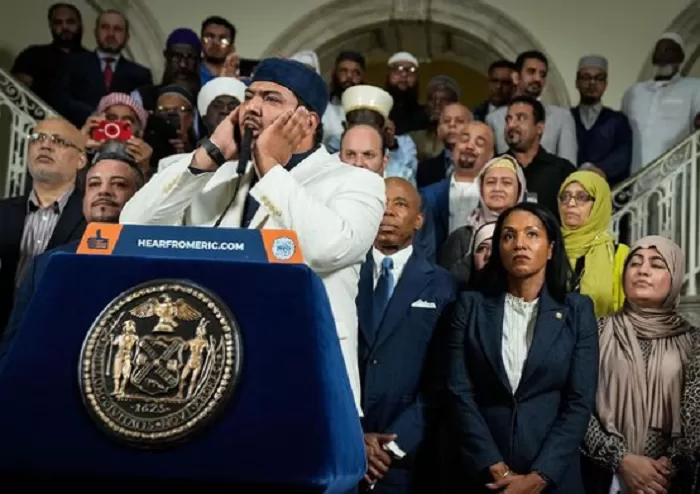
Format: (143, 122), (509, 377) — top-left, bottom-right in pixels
(341, 85), (394, 119)
(197, 77), (247, 116)
(658, 32), (685, 55)
(387, 51), (419, 67)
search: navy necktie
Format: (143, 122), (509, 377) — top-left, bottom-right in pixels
(372, 257), (394, 334)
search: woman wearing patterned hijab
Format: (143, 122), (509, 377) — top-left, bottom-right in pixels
(559, 171), (629, 318)
(582, 236), (698, 494)
(438, 155), (525, 280)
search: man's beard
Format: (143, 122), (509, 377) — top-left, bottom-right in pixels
(204, 54), (226, 65)
(654, 64), (680, 80)
(386, 82), (419, 105)
(330, 74), (355, 100)
(580, 95), (600, 106)
(523, 83), (542, 98)
(52, 29), (83, 51)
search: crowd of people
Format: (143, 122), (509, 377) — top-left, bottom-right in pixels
(3, 2), (700, 493)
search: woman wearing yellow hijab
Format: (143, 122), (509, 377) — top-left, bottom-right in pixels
(559, 171), (628, 317)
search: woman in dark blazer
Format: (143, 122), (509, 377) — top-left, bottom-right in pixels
(447, 202), (599, 493)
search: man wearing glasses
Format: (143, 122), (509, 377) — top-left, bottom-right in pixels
(572, 55), (632, 187)
(200, 16), (238, 86)
(0, 117), (88, 333)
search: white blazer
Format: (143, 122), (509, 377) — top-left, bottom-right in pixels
(120, 146), (386, 413)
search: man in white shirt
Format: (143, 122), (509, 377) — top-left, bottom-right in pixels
(421, 121), (495, 251)
(119, 58), (386, 414)
(487, 50), (577, 164)
(622, 32), (700, 174)
(323, 51), (366, 149)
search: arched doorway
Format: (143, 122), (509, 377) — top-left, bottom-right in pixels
(637, 2), (700, 79)
(263, 0), (571, 107)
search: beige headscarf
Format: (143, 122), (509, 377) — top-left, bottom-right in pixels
(596, 236), (693, 454)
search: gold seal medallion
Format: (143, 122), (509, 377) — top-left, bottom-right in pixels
(79, 280), (242, 447)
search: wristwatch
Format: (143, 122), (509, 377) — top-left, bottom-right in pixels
(200, 138), (227, 167)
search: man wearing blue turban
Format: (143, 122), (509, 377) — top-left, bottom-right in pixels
(120, 58), (386, 414)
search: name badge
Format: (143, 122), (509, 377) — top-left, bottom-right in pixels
(76, 223), (304, 264)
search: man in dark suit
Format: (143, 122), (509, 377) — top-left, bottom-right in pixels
(52, 9), (153, 127)
(2, 141), (144, 350)
(356, 177), (456, 493)
(571, 55), (632, 186)
(0, 117), (88, 334)
(471, 60), (515, 122)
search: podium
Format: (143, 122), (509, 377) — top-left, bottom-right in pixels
(0, 224), (365, 492)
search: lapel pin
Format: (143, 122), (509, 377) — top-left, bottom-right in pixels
(555, 312), (562, 319)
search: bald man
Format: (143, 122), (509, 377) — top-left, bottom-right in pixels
(340, 124), (388, 175)
(415, 102), (472, 188)
(0, 116), (88, 333)
(356, 177), (456, 493)
(421, 121), (495, 254)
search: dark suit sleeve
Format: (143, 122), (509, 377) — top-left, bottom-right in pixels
(531, 295), (599, 487)
(138, 65), (154, 88)
(11, 46), (35, 76)
(447, 294), (504, 472)
(51, 55), (96, 126)
(414, 191), (437, 262)
(0, 257), (39, 364)
(387, 279), (458, 454)
(597, 115), (632, 185)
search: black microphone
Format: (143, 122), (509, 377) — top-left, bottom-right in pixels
(214, 127), (253, 228)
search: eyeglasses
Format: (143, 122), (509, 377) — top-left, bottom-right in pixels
(156, 105), (193, 114)
(27, 131), (80, 150)
(390, 65), (417, 75)
(202, 35), (231, 47)
(559, 192), (595, 205)
(577, 75), (607, 84)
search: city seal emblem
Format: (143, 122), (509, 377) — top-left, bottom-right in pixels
(79, 279), (242, 447)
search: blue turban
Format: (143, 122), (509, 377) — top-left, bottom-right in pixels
(252, 58), (329, 117)
(166, 28), (201, 53)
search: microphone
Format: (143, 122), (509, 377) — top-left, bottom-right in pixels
(214, 127), (253, 228)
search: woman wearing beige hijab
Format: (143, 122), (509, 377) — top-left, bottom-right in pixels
(582, 236), (697, 494)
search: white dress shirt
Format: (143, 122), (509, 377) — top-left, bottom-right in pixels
(501, 293), (539, 393)
(621, 75), (700, 173)
(371, 245), (413, 290)
(448, 176), (480, 234)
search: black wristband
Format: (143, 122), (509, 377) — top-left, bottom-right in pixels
(200, 138), (227, 167)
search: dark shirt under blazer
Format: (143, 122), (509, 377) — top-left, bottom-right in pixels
(0, 190), (86, 334)
(447, 289), (598, 493)
(357, 249), (457, 491)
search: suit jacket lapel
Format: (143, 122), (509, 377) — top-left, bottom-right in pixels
(356, 252), (375, 346)
(518, 288), (566, 392)
(479, 292), (512, 393)
(47, 189), (86, 249)
(373, 254), (432, 351)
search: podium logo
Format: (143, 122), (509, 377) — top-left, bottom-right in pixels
(86, 229), (110, 250)
(271, 236), (295, 261)
(79, 279), (243, 447)
(77, 223), (122, 255)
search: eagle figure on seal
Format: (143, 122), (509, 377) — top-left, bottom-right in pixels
(129, 294), (201, 333)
